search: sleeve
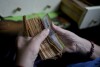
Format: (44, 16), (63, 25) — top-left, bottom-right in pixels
(67, 58), (100, 67)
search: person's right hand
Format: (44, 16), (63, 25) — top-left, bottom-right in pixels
(52, 24), (92, 54)
(16, 29), (49, 67)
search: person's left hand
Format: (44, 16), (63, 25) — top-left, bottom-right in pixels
(16, 29), (49, 67)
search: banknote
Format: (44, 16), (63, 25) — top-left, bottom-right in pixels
(42, 14), (64, 51)
(23, 15), (65, 60)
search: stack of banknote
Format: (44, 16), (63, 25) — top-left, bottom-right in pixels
(23, 15), (65, 60)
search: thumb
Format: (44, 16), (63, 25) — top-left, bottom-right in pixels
(52, 23), (77, 37)
(28, 28), (50, 50)
(52, 23), (66, 35)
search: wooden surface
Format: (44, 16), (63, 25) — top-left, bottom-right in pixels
(0, 20), (23, 35)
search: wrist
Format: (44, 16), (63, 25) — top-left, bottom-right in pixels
(76, 38), (92, 54)
(91, 43), (100, 59)
(76, 38), (100, 59)
(16, 50), (37, 67)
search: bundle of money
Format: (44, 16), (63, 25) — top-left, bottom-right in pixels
(23, 15), (65, 60)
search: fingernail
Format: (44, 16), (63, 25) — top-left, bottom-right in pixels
(41, 28), (50, 37)
(52, 22), (54, 26)
(52, 23), (57, 27)
(45, 28), (50, 32)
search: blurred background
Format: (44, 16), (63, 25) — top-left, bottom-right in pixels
(0, 0), (100, 66)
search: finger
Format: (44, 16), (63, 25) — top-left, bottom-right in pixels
(17, 36), (25, 49)
(17, 30), (24, 46)
(17, 36), (31, 49)
(29, 28), (50, 49)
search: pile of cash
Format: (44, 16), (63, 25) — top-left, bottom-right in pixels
(23, 15), (65, 60)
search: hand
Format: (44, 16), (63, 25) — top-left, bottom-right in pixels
(16, 29), (49, 67)
(52, 24), (91, 53)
